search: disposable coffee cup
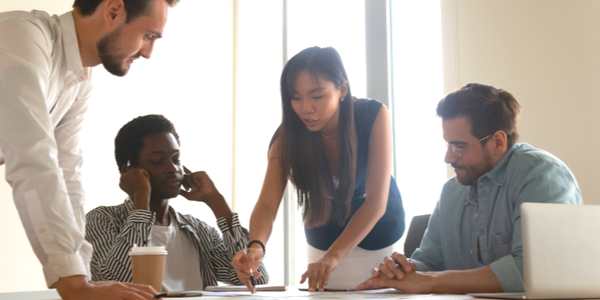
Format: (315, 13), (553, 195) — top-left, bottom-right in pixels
(129, 246), (167, 292)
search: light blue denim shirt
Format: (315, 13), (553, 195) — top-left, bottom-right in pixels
(410, 143), (582, 292)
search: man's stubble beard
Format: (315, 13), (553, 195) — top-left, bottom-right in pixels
(455, 148), (494, 186)
(97, 26), (129, 77)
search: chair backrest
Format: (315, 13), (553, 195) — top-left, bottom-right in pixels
(403, 214), (431, 258)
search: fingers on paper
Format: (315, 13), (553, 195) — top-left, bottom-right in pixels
(305, 264), (330, 292)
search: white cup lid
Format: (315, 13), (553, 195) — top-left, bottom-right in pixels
(129, 246), (168, 256)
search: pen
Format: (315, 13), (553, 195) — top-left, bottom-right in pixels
(249, 268), (257, 292)
(154, 291), (203, 298)
(243, 247), (257, 293)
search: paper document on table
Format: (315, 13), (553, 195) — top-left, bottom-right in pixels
(468, 293), (526, 299)
(340, 290), (475, 300)
(301, 293), (474, 300)
(205, 285), (287, 292)
(200, 290), (304, 298)
(298, 287), (356, 292)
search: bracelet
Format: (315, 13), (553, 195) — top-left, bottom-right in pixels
(247, 240), (266, 257)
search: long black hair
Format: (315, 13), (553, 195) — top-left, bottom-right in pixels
(272, 46), (357, 228)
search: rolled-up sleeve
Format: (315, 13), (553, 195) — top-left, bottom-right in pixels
(86, 208), (155, 282)
(489, 255), (523, 292)
(0, 15), (88, 286)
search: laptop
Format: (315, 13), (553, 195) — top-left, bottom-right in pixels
(470, 202), (600, 299)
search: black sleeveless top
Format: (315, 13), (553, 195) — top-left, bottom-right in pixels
(304, 98), (405, 250)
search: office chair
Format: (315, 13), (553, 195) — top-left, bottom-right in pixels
(403, 214), (431, 258)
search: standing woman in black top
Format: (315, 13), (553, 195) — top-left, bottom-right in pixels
(231, 46), (405, 292)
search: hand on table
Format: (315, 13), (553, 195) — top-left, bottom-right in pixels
(355, 252), (430, 294)
(376, 252), (416, 280)
(355, 269), (433, 294)
(55, 275), (160, 300)
(230, 248), (264, 294)
(300, 254), (340, 292)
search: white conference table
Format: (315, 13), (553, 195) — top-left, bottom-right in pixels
(0, 287), (483, 300)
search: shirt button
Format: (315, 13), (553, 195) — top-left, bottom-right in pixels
(39, 228), (45, 234)
(54, 265), (61, 271)
(76, 70), (83, 76)
(474, 213), (478, 218)
(470, 250), (474, 255)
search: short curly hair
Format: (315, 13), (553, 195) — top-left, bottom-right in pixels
(73, 0), (180, 23)
(114, 114), (180, 172)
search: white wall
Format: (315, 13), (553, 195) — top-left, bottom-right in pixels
(441, 0), (600, 204)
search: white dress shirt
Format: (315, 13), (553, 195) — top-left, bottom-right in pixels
(0, 10), (93, 287)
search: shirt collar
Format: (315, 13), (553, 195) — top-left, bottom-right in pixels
(465, 185), (477, 205)
(479, 143), (523, 186)
(58, 12), (86, 75)
(169, 206), (188, 228)
(123, 198), (189, 229)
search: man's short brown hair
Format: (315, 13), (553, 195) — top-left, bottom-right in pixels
(73, 0), (179, 23)
(436, 83), (521, 148)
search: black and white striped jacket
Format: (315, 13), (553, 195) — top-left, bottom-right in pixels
(85, 199), (268, 289)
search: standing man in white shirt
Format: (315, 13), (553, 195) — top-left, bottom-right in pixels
(0, 0), (178, 299)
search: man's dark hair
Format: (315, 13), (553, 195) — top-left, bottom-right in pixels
(436, 83), (521, 148)
(73, 0), (179, 23)
(114, 114), (180, 172)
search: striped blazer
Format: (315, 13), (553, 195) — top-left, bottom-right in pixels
(85, 199), (269, 289)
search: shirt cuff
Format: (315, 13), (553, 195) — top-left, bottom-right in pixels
(217, 212), (240, 233)
(43, 252), (88, 288)
(410, 259), (430, 271)
(128, 209), (155, 223)
(489, 255), (525, 292)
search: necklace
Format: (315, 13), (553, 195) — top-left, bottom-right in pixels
(321, 132), (338, 138)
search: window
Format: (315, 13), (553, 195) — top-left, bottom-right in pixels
(285, 0), (367, 285)
(234, 0), (285, 285)
(390, 0), (447, 240)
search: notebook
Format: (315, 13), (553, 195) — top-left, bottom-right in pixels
(204, 285), (287, 292)
(470, 202), (600, 299)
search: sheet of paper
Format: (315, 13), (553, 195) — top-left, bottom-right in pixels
(197, 288), (475, 300)
(205, 285), (287, 292)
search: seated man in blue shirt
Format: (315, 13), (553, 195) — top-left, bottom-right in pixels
(356, 83), (582, 293)
(85, 114), (268, 292)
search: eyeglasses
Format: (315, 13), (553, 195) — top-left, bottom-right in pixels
(445, 135), (491, 158)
